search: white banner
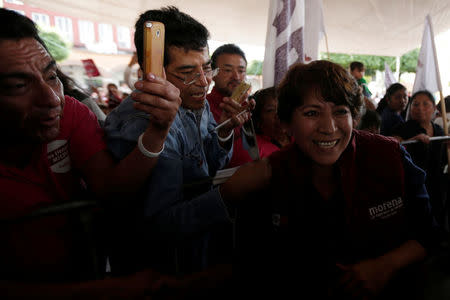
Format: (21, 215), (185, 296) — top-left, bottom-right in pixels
(263, 0), (305, 88)
(304, 0), (326, 62)
(384, 62), (397, 89)
(412, 15), (441, 94)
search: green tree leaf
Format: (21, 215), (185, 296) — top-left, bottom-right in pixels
(399, 48), (419, 74)
(38, 30), (70, 62)
(247, 60), (263, 75)
(319, 49), (419, 78)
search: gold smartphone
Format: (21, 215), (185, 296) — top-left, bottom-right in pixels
(230, 81), (251, 103)
(143, 21), (165, 77)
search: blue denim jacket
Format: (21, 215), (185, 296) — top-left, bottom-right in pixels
(104, 95), (233, 272)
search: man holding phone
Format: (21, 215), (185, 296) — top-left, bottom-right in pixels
(104, 6), (252, 276)
(0, 8), (181, 298)
(207, 43), (248, 123)
(207, 44), (260, 166)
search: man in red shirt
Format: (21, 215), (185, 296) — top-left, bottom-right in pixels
(207, 43), (248, 122)
(0, 8), (181, 298)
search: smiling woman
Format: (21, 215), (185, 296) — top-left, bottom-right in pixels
(219, 60), (441, 299)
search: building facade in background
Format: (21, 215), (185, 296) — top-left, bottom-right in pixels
(2, 0), (134, 54)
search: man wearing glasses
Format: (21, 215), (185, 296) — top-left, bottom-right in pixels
(104, 6), (252, 277)
(207, 43), (248, 123)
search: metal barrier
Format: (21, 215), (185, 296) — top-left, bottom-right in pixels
(400, 135), (450, 145)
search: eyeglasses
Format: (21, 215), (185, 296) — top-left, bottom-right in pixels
(168, 68), (220, 85)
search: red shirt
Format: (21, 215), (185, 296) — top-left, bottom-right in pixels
(0, 96), (106, 217)
(207, 86), (244, 142)
(228, 134), (282, 168)
(206, 86), (224, 123)
(0, 96), (106, 280)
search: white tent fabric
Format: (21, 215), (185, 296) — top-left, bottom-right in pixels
(304, 0), (326, 61)
(319, 0), (450, 56)
(24, 0), (450, 57)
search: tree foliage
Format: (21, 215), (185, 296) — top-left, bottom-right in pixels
(320, 49), (419, 76)
(247, 60), (263, 75)
(247, 48), (419, 78)
(38, 30), (70, 62)
(399, 48), (420, 74)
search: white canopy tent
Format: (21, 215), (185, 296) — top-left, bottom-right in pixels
(24, 0), (450, 57)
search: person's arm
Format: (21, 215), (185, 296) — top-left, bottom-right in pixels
(396, 133), (432, 144)
(81, 72), (181, 198)
(203, 108), (234, 171)
(334, 145), (439, 299)
(216, 96), (254, 149)
(219, 159), (272, 206)
(392, 135), (403, 143)
(140, 151), (270, 239)
(0, 268), (165, 299)
(141, 148), (232, 239)
(335, 240), (426, 299)
(152, 264), (234, 299)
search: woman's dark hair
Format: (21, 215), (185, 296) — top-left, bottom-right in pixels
(411, 90), (436, 106)
(107, 83), (118, 91)
(277, 60), (363, 123)
(357, 110), (381, 131)
(250, 87), (277, 134)
(376, 83), (406, 114)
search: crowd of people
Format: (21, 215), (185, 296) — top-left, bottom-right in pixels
(1, 5), (450, 299)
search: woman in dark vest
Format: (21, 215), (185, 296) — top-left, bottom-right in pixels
(392, 90), (449, 229)
(220, 60), (440, 299)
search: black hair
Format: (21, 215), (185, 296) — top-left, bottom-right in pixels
(411, 90), (436, 106)
(437, 95), (450, 113)
(211, 43), (247, 69)
(277, 60), (363, 124)
(250, 87), (277, 134)
(350, 61), (364, 71)
(134, 6), (209, 68)
(357, 110), (381, 131)
(0, 8), (48, 52)
(107, 83), (118, 89)
(386, 83), (406, 100)
(376, 82), (406, 114)
(57, 69), (90, 101)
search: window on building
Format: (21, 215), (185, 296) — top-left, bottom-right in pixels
(31, 13), (50, 28)
(5, 0), (24, 4)
(55, 16), (73, 42)
(98, 23), (113, 43)
(78, 20), (95, 44)
(117, 26), (131, 49)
